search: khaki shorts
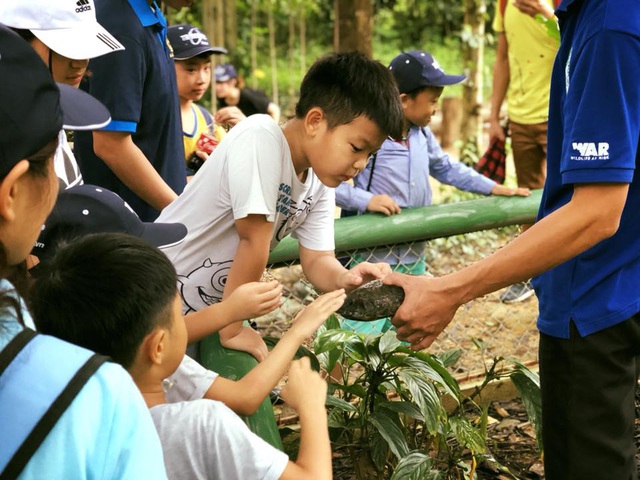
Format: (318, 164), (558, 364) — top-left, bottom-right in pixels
(509, 120), (547, 189)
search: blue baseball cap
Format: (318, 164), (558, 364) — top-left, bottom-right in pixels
(167, 24), (227, 60)
(215, 63), (237, 82)
(388, 50), (466, 94)
(32, 185), (188, 270)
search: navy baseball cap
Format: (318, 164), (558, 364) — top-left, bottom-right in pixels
(167, 24), (227, 60)
(215, 63), (237, 82)
(0, 23), (110, 176)
(388, 50), (466, 94)
(32, 185), (188, 269)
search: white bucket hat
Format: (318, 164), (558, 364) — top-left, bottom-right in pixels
(0, 0), (124, 60)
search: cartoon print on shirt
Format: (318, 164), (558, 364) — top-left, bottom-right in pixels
(275, 183), (314, 242)
(177, 258), (232, 313)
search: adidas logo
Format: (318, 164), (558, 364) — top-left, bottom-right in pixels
(75, 0), (91, 13)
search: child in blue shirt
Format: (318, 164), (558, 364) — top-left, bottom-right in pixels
(335, 50), (529, 335)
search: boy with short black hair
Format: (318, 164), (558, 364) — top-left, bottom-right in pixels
(166, 24), (235, 174)
(30, 233), (342, 480)
(157, 51), (405, 364)
(335, 50), (530, 336)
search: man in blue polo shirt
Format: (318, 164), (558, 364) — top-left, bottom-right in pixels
(75, 0), (193, 221)
(382, 0), (640, 477)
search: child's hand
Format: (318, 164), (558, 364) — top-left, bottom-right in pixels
(490, 185), (531, 197)
(488, 118), (507, 142)
(214, 106), (246, 127)
(338, 261), (392, 292)
(279, 357), (327, 413)
(367, 194), (401, 216)
(220, 325), (269, 362)
(288, 289), (346, 340)
(226, 280), (283, 323)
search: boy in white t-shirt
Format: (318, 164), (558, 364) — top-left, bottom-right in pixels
(157, 51), (404, 365)
(31, 233), (343, 480)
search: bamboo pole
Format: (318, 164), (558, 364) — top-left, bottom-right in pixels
(268, 190), (542, 265)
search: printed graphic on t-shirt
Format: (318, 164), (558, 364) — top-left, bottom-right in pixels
(274, 182), (314, 242)
(178, 259), (232, 313)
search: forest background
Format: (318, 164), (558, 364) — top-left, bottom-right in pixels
(168, 0), (496, 157)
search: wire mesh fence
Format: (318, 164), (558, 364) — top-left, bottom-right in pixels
(259, 233), (539, 379)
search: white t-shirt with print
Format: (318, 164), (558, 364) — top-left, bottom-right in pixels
(157, 114), (335, 314)
(150, 398), (289, 480)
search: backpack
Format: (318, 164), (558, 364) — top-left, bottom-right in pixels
(0, 329), (107, 480)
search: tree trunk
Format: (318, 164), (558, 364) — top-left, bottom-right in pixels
(267, 0), (279, 104)
(250, 0), (259, 89)
(223, 0), (237, 52)
(288, 0), (296, 113)
(299, 1), (306, 78)
(333, 0), (373, 56)
(440, 97), (463, 150)
(201, 0), (218, 112)
(460, 0), (486, 164)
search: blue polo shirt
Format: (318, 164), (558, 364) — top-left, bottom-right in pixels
(75, 0), (186, 221)
(532, 0), (640, 338)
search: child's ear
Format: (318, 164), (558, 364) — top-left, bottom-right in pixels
(399, 93), (410, 108)
(0, 160), (30, 223)
(303, 107), (326, 136)
(142, 328), (168, 366)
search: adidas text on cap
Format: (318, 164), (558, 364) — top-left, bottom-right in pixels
(168, 24), (227, 60)
(0, 24), (111, 176)
(389, 50), (466, 94)
(0, 0), (124, 60)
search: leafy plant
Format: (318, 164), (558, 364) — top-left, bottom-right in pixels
(312, 316), (542, 479)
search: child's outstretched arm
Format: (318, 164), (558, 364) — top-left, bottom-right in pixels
(278, 357), (332, 480)
(183, 280), (282, 343)
(299, 245), (392, 293)
(218, 214), (274, 360)
(203, 289), (345, 416)
(490, 184), (531, 197)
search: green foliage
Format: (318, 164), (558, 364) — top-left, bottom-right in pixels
(166, 1), (501, 116)
(311, 319), (543, 478)
(535, 13), (560, 42)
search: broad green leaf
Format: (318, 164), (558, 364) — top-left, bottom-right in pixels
(435, 348), (462, 368)
(368, 409), (410, 460)
(506, 359), (540, 387)
(331, 382), (367, 400)
(413, 351), (462, 398)
(378, 400), (424, 422)
(370, 430), (389, 472)
(327, 408), (347, 429)
(379, 330), (402, 354)
(448, 416), (486, 454)
(390, 452), (442, 480)
(314, 329), (360, 354)
(344, 338), (367, 362)
(395, 354), (461, 402)
(510, 368), (543, 451)
(398, 370), (445, 434)
(535, 13), (560, 42)
(263, 336), (320, 371)
(325, 394), (358, 412)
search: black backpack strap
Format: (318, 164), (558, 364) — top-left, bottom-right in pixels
(0, 329), (36, 376)
(365, 152), (378, 192)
